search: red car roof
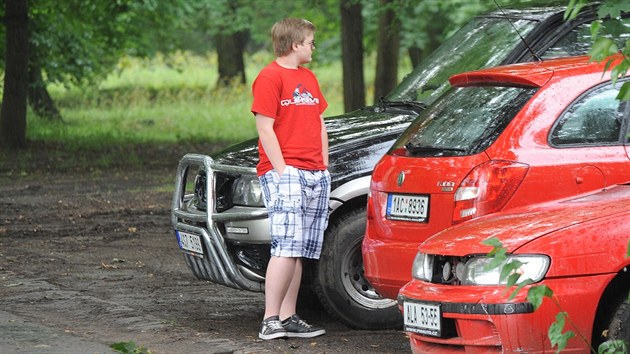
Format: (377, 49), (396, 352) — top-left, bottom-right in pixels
(449, 54), (625, 88)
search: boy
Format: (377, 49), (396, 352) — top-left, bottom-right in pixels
(252, 18), (330, 340)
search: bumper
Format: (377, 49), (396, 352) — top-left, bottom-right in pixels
(362, 235), (418, 299)
(171, 153), (268, 292)
(398, 274), (611, 353)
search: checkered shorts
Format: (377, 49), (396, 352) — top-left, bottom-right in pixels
(259, 165), (331, 259)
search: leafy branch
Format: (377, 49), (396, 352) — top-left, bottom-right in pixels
(565, 0), (630, 101)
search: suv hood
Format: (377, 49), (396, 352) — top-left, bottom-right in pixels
(211, 107), (419, 183)
(420, 184), (630, 255)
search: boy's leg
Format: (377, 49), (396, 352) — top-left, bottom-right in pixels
(277, 169), (329, 338)
(279, 257), (302, 320)
(263, 256), (298, 319)
(259, 166), (305, 318)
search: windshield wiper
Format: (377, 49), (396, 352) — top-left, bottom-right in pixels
(376, 98), (427, 113)
(405, 143), (468, 155)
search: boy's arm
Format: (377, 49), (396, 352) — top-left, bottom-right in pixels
(255, 114), (286, 175)
(320, 114), (329, 168)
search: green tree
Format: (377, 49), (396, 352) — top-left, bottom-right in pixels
(185, 0), (254, 87)
(0, 0), (194, 148)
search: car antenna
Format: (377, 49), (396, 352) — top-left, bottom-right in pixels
(493, 0), (542, 61)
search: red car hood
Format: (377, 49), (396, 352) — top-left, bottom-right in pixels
(420, 183), (630, 255)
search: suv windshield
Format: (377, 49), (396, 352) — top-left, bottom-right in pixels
(386, 13), (543, 106)
(391, 85), (537, 157)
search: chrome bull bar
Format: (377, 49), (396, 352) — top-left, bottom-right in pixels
(171, 153), (265, 292)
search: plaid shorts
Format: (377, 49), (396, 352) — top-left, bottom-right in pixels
(259, 165), (331, 259)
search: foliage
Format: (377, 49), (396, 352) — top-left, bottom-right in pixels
(110, 341), (151, 354)
(549, 312), (576, 352)
(527, 284), (553, 310)
(0, 0), (500, 108)
(0, 0), (495, 89)
(13, 1), (188, 87)
(599, 340), (629, 354)
(395, 0), (517, 52)
(565, 0), (630, 101)
(355, 0), (502, 62)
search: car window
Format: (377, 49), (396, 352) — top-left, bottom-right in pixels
(386, 15), (541, 106)
(391, 85), (537, 157)
(550, 82), (627, 146)
(541, 18), (630, 59)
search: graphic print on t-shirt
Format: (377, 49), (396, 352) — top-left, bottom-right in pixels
(281, 84), (320, 106)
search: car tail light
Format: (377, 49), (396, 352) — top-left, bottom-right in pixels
(366, 190), (375, 221)
(452, 160), (529, 224)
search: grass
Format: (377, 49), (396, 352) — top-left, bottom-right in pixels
(1, 51), (411, 173)
(38, 51), (350, 148)
(110, 341), (151, 354)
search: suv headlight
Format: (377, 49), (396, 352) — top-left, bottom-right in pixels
(232, 174), (264, 207)
(462, 255), (549, 285)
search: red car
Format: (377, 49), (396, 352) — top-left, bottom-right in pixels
(363, 54), (630, 300)
(398, 183), (630, 352)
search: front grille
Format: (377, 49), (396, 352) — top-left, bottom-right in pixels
(227, 242), (271, 277)
(430, 255), (470, 285)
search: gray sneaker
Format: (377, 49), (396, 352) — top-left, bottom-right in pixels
(259, 316), (288, 340)
(281, 314), (326, 338)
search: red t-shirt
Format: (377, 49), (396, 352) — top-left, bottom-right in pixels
(251, 61), (328, 176)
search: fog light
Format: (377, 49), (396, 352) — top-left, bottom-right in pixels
(226, 226), (249, 234)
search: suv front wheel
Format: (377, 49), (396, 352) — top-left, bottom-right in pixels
(313, 207), (402, 329)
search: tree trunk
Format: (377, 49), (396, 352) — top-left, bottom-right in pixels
(1, 0), (29, 149)
(408, 47), (421, 69)
(408, 10), (447, 68)
(340, 0), (365, 112)
(215, 30), (248, 88)
(28, 61), (62, 121)
(373, 0), (400, 104)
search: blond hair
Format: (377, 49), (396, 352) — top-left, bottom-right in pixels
(271, 18), (316, 57)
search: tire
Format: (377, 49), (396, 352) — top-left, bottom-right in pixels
(313, 206), (402, 329)
(601, 299), (630, 349)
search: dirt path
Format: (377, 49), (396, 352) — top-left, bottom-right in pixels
(0, 150), (409, 354)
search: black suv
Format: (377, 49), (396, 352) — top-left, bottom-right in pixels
(171, 4), (630, 329)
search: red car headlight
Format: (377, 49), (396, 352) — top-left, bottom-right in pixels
(462, 254), (550, 285)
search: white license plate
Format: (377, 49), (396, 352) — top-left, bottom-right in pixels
(403, 301), (441, 337)
(176, 231), (204, 255)
(386, 194), (429, 222)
